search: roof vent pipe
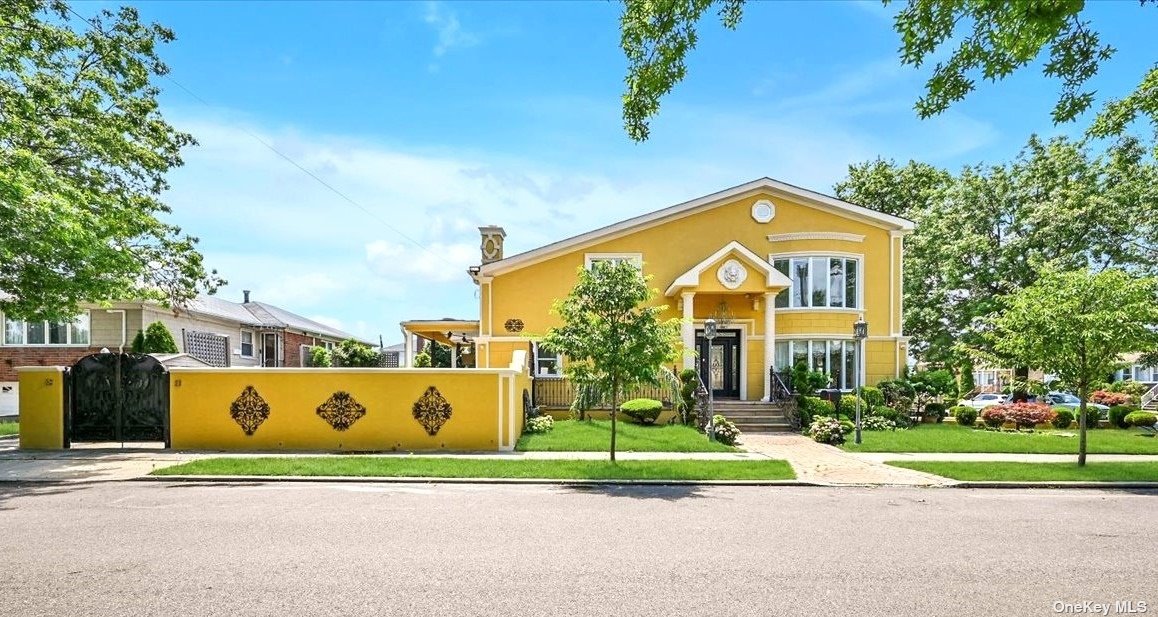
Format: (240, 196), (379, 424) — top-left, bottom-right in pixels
(243, 290), (251, 303)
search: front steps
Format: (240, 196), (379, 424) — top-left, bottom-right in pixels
(710, 400), (793, 433)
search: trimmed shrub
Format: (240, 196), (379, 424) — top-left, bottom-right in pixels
(620, 398), (663, 425)
(1079, 406), (1102, 429)
(951, 406), (977, 427)
(798, 396), (835, 429)
(923, 402), (948, 423)
(999, 402), (1056, 429)
(862, 415), (897, 431)
(872, 405), (911, 428)
(132, 321), (179, 354)
(808, 416), (845, 445)
(980, 406), (1007, 428)
(1090, 390), (1130, 407)
(838, 394), (866, 418)
(860, 386), (885, 409)
(308, 346), (332, 367)
(678, 369), (699, 426)
(712, 414), (741, 445)
(1108, 405), (1136, 429)
(1051, 408), (1074, 429)
(1123, 411), (1157, 428)
(525, 415), (554, 434)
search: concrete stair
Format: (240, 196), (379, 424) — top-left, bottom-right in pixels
(710, 400), (792, 433)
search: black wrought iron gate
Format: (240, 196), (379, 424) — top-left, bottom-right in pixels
(68, 353), (170, 445)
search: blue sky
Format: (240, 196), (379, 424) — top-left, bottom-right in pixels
(105, 1), (1157, 345)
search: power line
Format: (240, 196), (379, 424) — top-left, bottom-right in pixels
(64, 4), (461, 271)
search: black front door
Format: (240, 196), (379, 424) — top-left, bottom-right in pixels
(696, 329), (741, 398)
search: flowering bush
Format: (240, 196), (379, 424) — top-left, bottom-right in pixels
(980, 406), (1007, 428)
(1090, 390), (1131, 407)
(862, 415), (897, 431)
(525, 415), (554, 434)
(711, 414), (741, 445)
(808, 416), (845, 445)
(979, 403), (1056, 430)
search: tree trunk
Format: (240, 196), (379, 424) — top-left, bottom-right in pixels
(1077, 384), (1088, 467)
(610, 381), (618, 463)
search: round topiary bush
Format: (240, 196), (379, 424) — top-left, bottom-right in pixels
(1108, 405), (1136, 429)
(620, 398), (663, 424)
(1123, 411), (1157, 428)
(951, 405), (977, 427)
(1051, 408), (1074, 429)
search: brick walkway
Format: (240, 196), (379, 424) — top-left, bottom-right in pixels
(738, 433), (952, 486)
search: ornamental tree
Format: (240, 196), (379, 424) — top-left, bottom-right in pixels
(0, 1), (222, 322)
(986, 267), (1158, 465)
(541, 260), (680, 461)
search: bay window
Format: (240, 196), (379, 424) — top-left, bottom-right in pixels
(773, 256), (860, 309)
(774, 339), (859, 390)
(2, 312), (90, 346)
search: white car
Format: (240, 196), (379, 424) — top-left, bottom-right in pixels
(958, 393), (1008, 410)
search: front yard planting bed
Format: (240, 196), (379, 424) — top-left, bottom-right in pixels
(151, 457), (794, 481)
(516, 419), (736, 453)
(840, 423), (1158, 454)
(0, 422), (17, 437)
(888, 460), (1158, 482)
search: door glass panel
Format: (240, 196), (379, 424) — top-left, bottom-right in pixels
(709, 344), (725, 390)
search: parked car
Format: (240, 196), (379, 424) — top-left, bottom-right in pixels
(958, 393), (1008, 410)
(1042, 392), (1110, 415)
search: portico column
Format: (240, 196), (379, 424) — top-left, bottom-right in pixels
(762, 292), (776, 401)
(402, 327), (414, 367)
(681, 291), (695, 370)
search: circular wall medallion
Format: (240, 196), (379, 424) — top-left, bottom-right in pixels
(482, 236), (502, 260)
(751, 200), (776, 223)
(504, 318), (524, 333)
(717, 259), (748, 289)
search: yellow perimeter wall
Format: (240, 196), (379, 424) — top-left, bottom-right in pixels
(170, 368), (529, 452)
(17, 367), (66, 449)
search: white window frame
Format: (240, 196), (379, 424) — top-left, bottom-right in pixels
(774, 338), (859, 391)
(769, 252), (864, 311)
(1, 311), (90, 347)
(533, 342), (564, 377)
(584, 253), (643, 271)
(239, 329), (255, 358)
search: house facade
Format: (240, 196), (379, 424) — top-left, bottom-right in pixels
(402, 178), (914, 403)
(0, 291), (366, 414)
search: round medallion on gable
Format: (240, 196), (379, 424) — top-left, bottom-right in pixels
(717, 259), (748, 289)
(751, 200), (776, 224)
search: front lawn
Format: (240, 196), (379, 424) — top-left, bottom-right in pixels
(151, 457), (794, 480)
(889, 460), (1158, 482)
(840, 423), (1158, 454)
(516, 419), (735, 452)
(0, 421), (17, 437)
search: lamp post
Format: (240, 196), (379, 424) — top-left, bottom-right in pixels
(853, 317), (868, 445)
(704, 317), (718, 441)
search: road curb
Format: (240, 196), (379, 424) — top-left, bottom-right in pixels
(134, 474), (819, 487)
(952, 481), (1158, 489)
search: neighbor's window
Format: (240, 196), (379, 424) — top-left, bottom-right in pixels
(584, 254), (642, 271)
(774, 339), (857, 390)
(240, 330), (254, 357)
(772, 256), (859, 309)
(2, 312), (90, 346)
(534, 344), (563, 377)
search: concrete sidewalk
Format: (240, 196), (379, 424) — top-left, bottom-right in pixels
(850, 452), (1158, 463)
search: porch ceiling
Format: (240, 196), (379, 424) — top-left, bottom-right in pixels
(664, 240), (792, 297)
(401, 319), (480, 347)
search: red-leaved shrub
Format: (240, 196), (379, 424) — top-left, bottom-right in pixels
(1090, 390), (1130, 406)
(982, 403), (1056, 429)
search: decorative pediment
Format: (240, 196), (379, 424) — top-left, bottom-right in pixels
(664, 241), (792, 296)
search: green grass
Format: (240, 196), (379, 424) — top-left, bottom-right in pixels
(151, 457), (795, 481)
(0, 421), (17, 437)
(516, 419), (736, 452)
(840, 423), (1158, 454)
(889, 460), (1158, 482)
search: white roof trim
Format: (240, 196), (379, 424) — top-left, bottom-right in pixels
(767, 232), (865, 243)
(664, 241), (793, 297)
(480, 177), (915, 277)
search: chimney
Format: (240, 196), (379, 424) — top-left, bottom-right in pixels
(243, 289), (251, 303)
(479, 225), (506, 265)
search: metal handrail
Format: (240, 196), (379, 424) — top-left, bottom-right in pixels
(1143, 382), (1158, 410)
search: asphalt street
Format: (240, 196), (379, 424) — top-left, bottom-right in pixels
(1, 481), (1154, 617)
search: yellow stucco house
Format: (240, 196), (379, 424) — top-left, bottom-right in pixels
(402, 178), (914, 406)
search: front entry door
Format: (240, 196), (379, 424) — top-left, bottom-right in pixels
(696, 329), (741, 398)
(261, 332), (280, 367)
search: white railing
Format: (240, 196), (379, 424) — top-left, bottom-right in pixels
(1142, 383), (1158, 410)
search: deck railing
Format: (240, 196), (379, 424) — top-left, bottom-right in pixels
(532, 377), (675, 409)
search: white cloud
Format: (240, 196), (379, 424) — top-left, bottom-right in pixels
(423, 1), (479, 58)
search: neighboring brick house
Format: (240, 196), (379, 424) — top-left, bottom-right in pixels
(0, 291), (369, 415)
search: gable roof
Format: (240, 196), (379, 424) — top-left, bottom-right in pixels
(479, 177), (915, 277)
(174, 296), (368, 344)
(664, 241), (794, 296)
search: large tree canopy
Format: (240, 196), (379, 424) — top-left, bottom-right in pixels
(834, 135), (1158, 368)
(620, 0), (1157, 141)
(0, 0), (221, 321)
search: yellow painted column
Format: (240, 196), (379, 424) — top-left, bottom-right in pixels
(762, 292), (775, 401)
(681, 291), (695, 370)
(17, 367), (66, 450)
